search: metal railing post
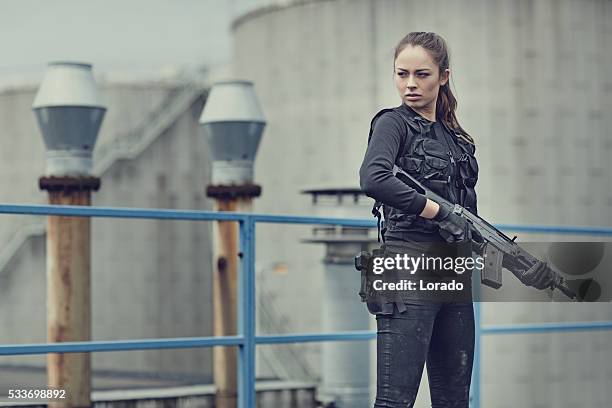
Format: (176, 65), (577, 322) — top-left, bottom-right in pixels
(471, 301), (482, 408)
(238, 216), (256, 408)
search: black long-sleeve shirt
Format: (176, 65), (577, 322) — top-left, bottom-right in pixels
(359, 109), (428, 215)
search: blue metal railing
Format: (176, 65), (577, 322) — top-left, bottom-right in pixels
(0, 203), (611, 408)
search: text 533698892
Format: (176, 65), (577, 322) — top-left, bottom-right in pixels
(6, 389), (66, 401)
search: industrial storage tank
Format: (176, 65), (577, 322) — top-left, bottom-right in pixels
(233, 0), (612, 226)
(232, 0), (612, 406)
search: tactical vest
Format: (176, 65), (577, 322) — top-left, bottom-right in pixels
(367, 105), (479, 241)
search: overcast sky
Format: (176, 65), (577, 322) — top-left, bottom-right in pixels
(0, 0), (269, 87)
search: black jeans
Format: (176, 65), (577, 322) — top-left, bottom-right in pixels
(374, 301), (475, 408)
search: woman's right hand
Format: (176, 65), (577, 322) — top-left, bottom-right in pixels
(432, 201), (483, 243)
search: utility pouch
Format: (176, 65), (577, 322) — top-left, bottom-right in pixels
(355, 250), (371, 302)
(355, 245), (386, 302)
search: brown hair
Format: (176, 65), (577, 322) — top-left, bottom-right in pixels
(394, 32), (473, 143)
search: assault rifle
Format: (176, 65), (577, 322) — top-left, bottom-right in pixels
(387, 165), (576, 299)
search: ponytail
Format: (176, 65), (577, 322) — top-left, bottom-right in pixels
(437, 83), (473, 143)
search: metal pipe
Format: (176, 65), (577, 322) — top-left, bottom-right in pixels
(200, 79), (266, 408)
(33, 61), (106, 408)
(211, 195), (257, 408)
(41, 178), (100, 408)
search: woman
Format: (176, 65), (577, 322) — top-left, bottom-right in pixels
(359, 32), (481, 407)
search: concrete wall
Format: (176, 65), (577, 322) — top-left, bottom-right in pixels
(90, 95), (213, 376)
(232, 0), (612, 406)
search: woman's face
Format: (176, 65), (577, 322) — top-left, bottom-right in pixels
(394, 45), (449, 116)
